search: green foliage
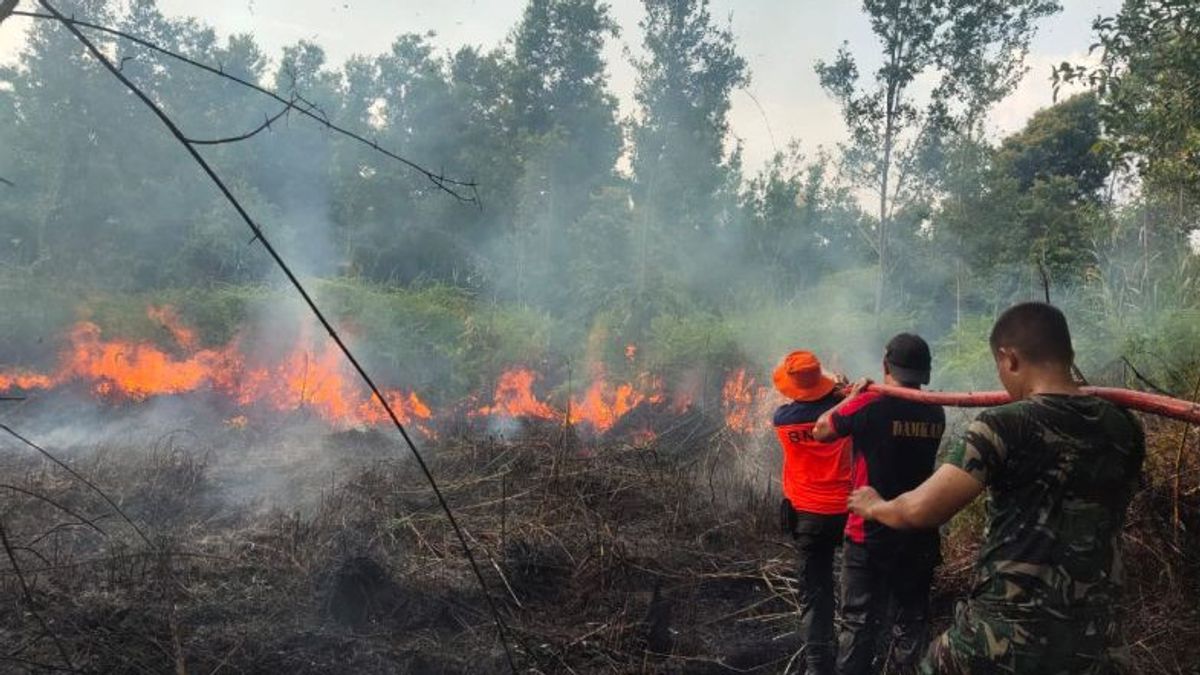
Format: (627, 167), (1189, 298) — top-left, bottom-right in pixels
(1056, 0), (1200, 220)
(1, 0), (1198, 409)
(815, 0), (1061, 314)
(629, 0), (748, 307)
(934, 314), (998, 390)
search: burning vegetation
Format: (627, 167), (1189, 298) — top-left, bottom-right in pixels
(0, 305), (776, 439)
(1, 0), (1200, 672)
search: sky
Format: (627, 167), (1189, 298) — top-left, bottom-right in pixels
(0, 0), (1120, 171)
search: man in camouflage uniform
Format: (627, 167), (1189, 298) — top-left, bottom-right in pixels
(847, 302), (1145, 674)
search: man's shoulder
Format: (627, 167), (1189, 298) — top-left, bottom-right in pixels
(837, 390), (883, 417)
(774, 397), (836, 426)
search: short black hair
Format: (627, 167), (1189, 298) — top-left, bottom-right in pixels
(989, 302), (1074, 365)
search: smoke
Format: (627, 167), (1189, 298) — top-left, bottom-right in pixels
(3, 0), (1197, 518)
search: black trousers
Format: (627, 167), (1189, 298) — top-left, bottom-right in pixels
(837, 539), (938, 675)
(791, 509), (848, 675)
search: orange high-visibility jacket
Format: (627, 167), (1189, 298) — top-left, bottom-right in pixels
(774, 406), (852, 514)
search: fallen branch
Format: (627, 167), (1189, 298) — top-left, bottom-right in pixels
(868, 383), (1200, 425)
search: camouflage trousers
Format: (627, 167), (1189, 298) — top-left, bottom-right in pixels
(920, 600), (1126, 675)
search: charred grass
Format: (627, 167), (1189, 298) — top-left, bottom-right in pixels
(0, 415), (1197, 673)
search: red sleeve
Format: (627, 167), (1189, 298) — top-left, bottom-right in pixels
(830, 391), (881, 438)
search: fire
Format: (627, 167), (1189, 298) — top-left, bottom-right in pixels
(0, 371), (56, 391)
(147, 305), (197, 350)
(476, 368), (559, 420)
(0, 310), (431, 429)
(568, 372), (663, 432)
(721, 368), (773, 434)
(1, 306), (780, 438)
(65, 321), (235, 400)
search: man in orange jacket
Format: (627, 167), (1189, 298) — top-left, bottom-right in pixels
(772, 350), (854, 675)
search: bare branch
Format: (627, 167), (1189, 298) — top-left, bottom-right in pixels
(185, 98), (297, 146)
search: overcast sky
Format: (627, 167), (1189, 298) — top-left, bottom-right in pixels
(1, 0), (1119, 170)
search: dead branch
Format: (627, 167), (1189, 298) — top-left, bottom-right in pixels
(1122, 356), (1171, 395)
(185, 98), (297, 146)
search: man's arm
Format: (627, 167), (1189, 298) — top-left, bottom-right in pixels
(811, 377), (869, 442)
(847, 464), (983, 529)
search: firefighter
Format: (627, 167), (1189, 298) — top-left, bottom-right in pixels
(846, 303), (1145, 674)
(812, 333), (945, 675)
(772, 350), (854, 675)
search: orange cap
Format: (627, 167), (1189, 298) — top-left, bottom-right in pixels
(773, 350), (836, 402)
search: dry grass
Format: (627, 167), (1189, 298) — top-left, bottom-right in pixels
(0, 412), (1196, 674)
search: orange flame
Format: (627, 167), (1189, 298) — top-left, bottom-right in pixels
(0, 311), (431, 429)
(147, 305), (197, 350)
(1, 307), (784, 439)
(476, 368), (559, 420)
(722, 368), (772, 434)
(569, 371), (663, 432)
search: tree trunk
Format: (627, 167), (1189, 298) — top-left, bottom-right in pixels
(875, 85), (896, 319)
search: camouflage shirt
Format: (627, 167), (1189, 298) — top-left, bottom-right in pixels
(948, 394), (1145, 620)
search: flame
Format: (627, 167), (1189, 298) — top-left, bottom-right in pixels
(0, 310), (431, 429)
(568, 371), (663, 432)
(0, 371), (56, 391)
(147, 305), (197, 350)
(1, 306), (783, 438)
(722, 368), (772, 434)
(476, 368), (559, 420)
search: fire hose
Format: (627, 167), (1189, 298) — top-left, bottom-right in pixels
(867, 383), (1200, 425)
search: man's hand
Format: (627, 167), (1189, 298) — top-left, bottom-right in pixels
(847, 486), (883, 520)
(847, 377), (871, 397)
(849, 465), (986, 530)
(814, 376), (871, 441)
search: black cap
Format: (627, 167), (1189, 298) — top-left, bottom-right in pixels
(885, 333), (932, 385)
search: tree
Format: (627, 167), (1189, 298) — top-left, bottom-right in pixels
(815, 0), (1060, 315)
(630, 0), (748, 298)
(1055, 0), (1200, 233)
(938, 94), (1110, 295)
(504, 0), (622, 308)
(741, 145), (870, 295)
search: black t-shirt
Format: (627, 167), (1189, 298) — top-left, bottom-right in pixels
(830, 390), (945, 549)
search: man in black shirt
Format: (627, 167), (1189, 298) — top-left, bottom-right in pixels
(813, 333), (945, 675)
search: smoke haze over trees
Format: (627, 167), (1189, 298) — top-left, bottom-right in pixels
(0, 0), (1197, 393)
(2, 1), (1200, 671)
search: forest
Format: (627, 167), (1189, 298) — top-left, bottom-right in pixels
(0, 0), (1198, 672)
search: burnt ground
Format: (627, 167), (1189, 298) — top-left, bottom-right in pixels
(0, 413), (1197, 673)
